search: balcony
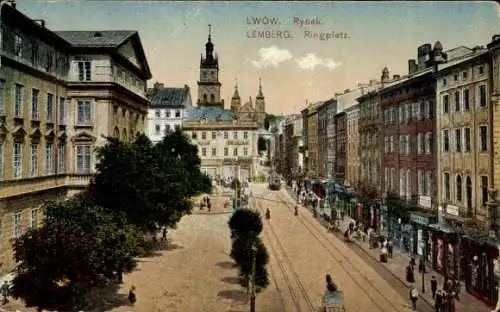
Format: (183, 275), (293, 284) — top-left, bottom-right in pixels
(1, 175), (68, 199)
(66, 174), (93, 188)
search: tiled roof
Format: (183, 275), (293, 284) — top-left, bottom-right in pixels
(184, 107), (234, 122)
(150, 87), (189, 108)
(54, 30), (136, 47)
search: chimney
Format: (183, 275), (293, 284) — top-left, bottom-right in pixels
(184, 84), (189, 89)
(33, 20), (45, 28)
(393, 74), (400, 80)
(381, 67), (390, 83)
(344, 89), (350, 94)
(408, 59), (417, 74)
(417, 44), (432, 69)
(369, 79), (378, 86)
(153, 82), (164, 89)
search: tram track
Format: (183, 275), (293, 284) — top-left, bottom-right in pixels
(252, 194), (317, 312)
(271, 189), (406, 312)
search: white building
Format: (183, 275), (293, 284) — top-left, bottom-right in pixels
(147, 83), (192, 144)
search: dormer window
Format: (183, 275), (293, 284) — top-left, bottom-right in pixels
(14, 34), (23, 57)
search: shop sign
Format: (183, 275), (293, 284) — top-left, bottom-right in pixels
(419, 195), (432, 208)
(410, 213), (430, 226)
(446, 205), (459, 216)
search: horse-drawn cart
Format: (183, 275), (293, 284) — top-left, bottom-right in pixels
(322, 290), (345, 311)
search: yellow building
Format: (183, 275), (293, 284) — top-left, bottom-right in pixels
(0, 3), (151, 273)
(345, 104), (360, 188)
(489, 35), (500, 219)
(435, 46), (491, 225)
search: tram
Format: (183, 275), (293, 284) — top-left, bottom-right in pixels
(268, 175), (282, 190)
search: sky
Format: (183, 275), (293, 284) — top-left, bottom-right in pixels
(17, 1), (500, 115)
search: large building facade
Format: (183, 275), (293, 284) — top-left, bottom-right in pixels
(435, 47), (491, 225)
(0, 3), (151, 273)
(147, 83), (192, 144)
(306, 102), (321, 177)
(183, 28), (259, 182)
(345, 104), (360, 188)
(334, 112), (347, 183)
(317, 102), (328, 178)
(325, 99), (337, 177)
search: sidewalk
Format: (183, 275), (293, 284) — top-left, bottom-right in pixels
(283, 186), (492, 312)
(334, 218), (492, 312)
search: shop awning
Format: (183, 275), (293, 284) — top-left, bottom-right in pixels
(428, 222), (456, 234)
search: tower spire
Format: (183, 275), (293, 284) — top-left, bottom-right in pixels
(208, 24), (212, 42)
(257, 77), (264, 99)
(232, 78), (240, 99)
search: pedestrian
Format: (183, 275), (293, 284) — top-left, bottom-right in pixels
(128, 285), (137, 304)
(453, 279), (460, 301)
(431, 275), (437, 299)
(1, 281), (9, 305)
(434, 289), (443, 312)
(207, 197), (211, 212)
(387, 238), (393, 258)
(406, 264), (415, 283)
(162, 227), (167, 241)
(409, 285), (419, 310)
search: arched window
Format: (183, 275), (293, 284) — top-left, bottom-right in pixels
(466, 176), (472, 215)
(113, 127), (120, 139)
(210, 94), (215, 103)
(203, 94), (207, 102)
(456, 175), (462, 202)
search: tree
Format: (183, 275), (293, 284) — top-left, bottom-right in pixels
(264, 114), (277, 131)
(89, 132), (211, 235)
(11, 193), (138, 311)
(257, 137), (267, 153)
(228, 209), (268, 289)
(228, 209), (263, 240)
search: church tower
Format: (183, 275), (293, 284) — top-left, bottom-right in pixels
(197, 25), (224, 109)
(230, 78), (241, 112)
(255, 78), (266, 128)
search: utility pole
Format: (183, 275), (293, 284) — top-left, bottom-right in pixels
(250, 244), (257, 312)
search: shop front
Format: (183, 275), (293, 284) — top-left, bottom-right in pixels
(462, 234), (500, 306)
(409, 211), (436, 263)
(428, 223), (459, 279)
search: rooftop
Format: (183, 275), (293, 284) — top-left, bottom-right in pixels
(150, 87), (190, 108)
(184, 107), (233, 122)
(54, 30), (137, 47)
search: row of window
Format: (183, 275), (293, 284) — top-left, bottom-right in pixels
(441, 66), (484, 87)
(383, 168), (434, 198)
(154, 109), (182, 118)
(0, 81), (68, 123)
(200, 147), (249, 157)
(2, 208), (42, 240)
(383, 133), (433, 155)
(11, 32), (69, 76)
(192, 131), (250, 140)
(442, 173), (488, 207)
(442, 126), (488, 153)
(154, 124), (181, 135)
(441, 84), (487, 114)
(384, 100), (433, 124)
(0, 142), (92, 181)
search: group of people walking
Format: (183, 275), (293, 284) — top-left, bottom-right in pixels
(405, 257), (460, 311)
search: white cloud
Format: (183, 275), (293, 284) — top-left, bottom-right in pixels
(251, 46), (293, 68)
(295, 53), (342, 71)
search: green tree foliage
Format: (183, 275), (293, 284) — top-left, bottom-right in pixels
(89, 131), (211, 233)
(228, 209), (268, 289)
(263, 114), (277, 131)
(11, 130), (212, 311)
(228, 209), (263, 239)
(10, 193), (137, 311)
(257, 137), (267, 153)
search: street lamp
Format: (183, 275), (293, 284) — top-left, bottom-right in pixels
(250, 244), (257, 312)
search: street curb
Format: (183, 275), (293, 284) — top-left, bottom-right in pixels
(193, 211), (232, 215)
(282, 186), (435, 308)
